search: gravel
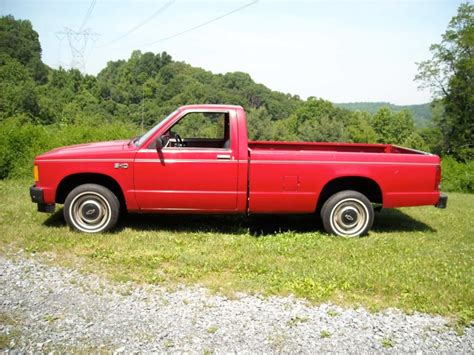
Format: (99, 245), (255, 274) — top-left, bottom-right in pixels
(0, 253), (472, 353)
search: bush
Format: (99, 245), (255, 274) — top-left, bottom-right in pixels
(441, 157), (474, 193)
(0, 119), (138, 179)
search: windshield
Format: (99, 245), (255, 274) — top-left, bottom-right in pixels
(136, 110), (178, 147)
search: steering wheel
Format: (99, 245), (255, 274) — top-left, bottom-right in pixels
(175, 133), (184, 147)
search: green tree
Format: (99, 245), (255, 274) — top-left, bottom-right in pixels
(415, 2), (474, 160)
(346, 111), (377, 143)
(419, 101), (445, 155)
(247, 107), (274, 141)
(402, 132), (429, 151)
(288, 97), (350, 142)
(0, 15), (48, 83)
(0, 56), (39, 121)
(371, 108), (418, 145)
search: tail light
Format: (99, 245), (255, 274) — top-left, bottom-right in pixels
(33, 165), (39, 183)
(435, 165), (441, 190)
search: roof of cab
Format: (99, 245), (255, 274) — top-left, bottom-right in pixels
(178, 104), (244, 111)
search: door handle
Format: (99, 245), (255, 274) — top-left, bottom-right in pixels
(217, 154), (231, 160)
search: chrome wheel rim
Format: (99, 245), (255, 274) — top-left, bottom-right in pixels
(329, 198), (369, 237)
(69, 192), (111, 233)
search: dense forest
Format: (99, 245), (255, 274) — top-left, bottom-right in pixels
(0, 5), (472, 191)
(335, 102), (432, 127)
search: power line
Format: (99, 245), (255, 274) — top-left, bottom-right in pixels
(97, 0), (175, 48)
(141, 0), (258, 47)
(79, 0), (97, 31)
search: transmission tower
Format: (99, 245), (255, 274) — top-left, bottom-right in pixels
(56, 27), (99, 72)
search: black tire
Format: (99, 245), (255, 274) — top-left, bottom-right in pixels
(64, 184), (120, 233)
(321, 190), (374, 237)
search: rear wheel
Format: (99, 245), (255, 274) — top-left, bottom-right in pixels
(64, 184), (120, 233)
(321, 190), (374, 237)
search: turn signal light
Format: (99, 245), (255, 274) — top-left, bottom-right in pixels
(33, 165), (39, 183)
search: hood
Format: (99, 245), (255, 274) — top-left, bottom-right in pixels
(37, 140), (130, 159)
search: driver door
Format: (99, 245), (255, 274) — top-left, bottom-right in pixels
(133, 110), (239, 212)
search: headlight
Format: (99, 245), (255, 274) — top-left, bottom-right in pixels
(33, 165), (39, 183)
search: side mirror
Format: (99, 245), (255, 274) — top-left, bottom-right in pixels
(155, 136), (164, 151)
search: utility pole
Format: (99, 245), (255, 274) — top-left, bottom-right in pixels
(55, 27), (99, 72)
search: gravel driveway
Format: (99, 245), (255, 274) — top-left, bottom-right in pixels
(0, 253), (472, 353)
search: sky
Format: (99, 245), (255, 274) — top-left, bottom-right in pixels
(0, 0), (465, 105)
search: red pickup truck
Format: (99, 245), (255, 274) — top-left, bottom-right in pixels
(30, 104), (447, 237)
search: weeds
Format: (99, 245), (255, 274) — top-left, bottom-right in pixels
(381, 337), (394, 348)
(207, 326), (219, 334)
(286, 315), (309, 328)
(320, 330), (331, 338)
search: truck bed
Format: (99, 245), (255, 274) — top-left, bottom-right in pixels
(247, 140), (439, 213)
(248, 141), (429, 155)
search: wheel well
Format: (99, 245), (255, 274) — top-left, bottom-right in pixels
(316, 176), (382, 212)
(55, 173), (127, 211)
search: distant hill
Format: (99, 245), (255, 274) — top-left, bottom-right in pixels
(335, 102), (432, 127)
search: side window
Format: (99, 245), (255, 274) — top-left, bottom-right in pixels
(164, 112), (230, 149)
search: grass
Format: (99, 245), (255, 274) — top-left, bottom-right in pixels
(381, 337), (394, 348)
(43, 314), (60, 323)
(320, 330), (331, 338)
(0, 179), (473, 326)
(207, 326), (219, 334)
(286, 315), (309, 327)
(0, 312), (21, 350)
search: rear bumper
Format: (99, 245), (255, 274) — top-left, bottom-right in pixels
(30, 186), (55, 213)
(435, 193), (448, 209)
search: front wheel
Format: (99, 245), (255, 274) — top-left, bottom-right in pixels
(321, 190), (374, 237)
(64, 184), (120, 233)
